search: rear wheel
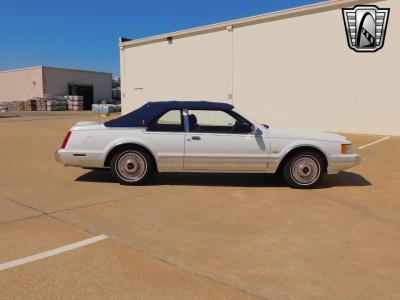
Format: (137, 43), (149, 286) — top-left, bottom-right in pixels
(110, 149), (153, 185)
(282, 152), (325, 189)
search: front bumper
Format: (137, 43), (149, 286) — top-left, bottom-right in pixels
(327, 153), (361, 174)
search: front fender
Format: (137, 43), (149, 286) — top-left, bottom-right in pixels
(267, 139), (334, 173)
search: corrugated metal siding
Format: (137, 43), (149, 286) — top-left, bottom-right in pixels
(0, 67), (44, 102)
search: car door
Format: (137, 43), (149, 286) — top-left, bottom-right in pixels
(183, 109), (270, 171)
(143, 109), (185, 172)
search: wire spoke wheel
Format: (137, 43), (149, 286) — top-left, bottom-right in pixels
(115, 151), (148, 182)
(289, 155), (321, 186)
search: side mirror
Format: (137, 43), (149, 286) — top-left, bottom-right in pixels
(250, 125), (263, 136)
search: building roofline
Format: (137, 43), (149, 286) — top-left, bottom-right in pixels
(0, 66), (112, 76)
(42, 66), (112, 75)
(120, 0), (382, 48)
(0, 66), (42, 74)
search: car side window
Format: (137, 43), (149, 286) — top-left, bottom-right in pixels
(147, 110), (183, 132)
(187, 110), (252, 134)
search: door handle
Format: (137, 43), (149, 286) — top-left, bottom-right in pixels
(191, 136), (201, 141)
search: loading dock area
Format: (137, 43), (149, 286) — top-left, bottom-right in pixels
(0, 66), (112, 110)
(0, 113), (399, 299)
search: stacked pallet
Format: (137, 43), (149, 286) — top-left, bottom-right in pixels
(57, 99), (67, 111)
(92, 104), (121, 114)
(114, 104), (121, 112)
(6, 102), (12, 111)
(2, 102), (11, 111)
(65, 95), (83, 101)
(4, 94), (89, 112)
(1, 101), (25, 111)
(8, 101), (16, 111)
(25, 99), (37, 111)
(46, 100), (58, 111)
(18, 101), (25, 111)
(9, 101), (25, 111)
(46, 99), (67, 111)
(36, 99), (47, 111)
(68, 100), (84, 111)
(64, 95), (84, 111)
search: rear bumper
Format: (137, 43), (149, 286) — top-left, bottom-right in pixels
(327, 153), (361, 174)
(55, 149), (105, 168)
(55, 150), (61, 163)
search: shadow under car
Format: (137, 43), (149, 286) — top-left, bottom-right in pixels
(76, 170), (371, 188)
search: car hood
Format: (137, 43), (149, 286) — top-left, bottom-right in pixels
(267, 126), (348, 143)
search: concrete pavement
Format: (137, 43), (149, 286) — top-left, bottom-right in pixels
(0, 112), (399, 299)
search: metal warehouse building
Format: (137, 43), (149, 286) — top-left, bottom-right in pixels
(119, 0), (399, 135)
(0, 66), (112, 110)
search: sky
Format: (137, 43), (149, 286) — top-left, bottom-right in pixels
(0, 0), (325, 76)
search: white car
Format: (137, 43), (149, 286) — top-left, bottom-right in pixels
(55, 101), (360, 188)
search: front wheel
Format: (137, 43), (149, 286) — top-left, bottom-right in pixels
(282, 152), (325, 189)
(110, 149), (153, 185)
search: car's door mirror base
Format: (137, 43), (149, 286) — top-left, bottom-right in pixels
(251, 125), (262, 136)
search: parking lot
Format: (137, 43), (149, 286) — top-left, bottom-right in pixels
(0, 112), (399, 300)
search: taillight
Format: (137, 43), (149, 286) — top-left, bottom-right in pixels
(61, 131), (72, 149)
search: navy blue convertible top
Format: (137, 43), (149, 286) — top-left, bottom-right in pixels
(104, 101), (234, 128)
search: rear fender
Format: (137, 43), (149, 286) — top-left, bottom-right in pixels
(102, 138), (158, 164)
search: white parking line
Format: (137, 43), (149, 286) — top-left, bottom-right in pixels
(0, 234), (108, 271)
(358, 137), (391, 150)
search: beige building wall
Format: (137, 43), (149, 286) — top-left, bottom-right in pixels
(0, 66), (112, 104)
(121, 29), (232, 113)
(233, 0), (398, 136)
(43, 67), (112, 102)
(121, 0), (399, 136)
(0, 67), (44, 102)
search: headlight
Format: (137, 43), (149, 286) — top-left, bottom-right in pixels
(341, 144), (353, 154)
